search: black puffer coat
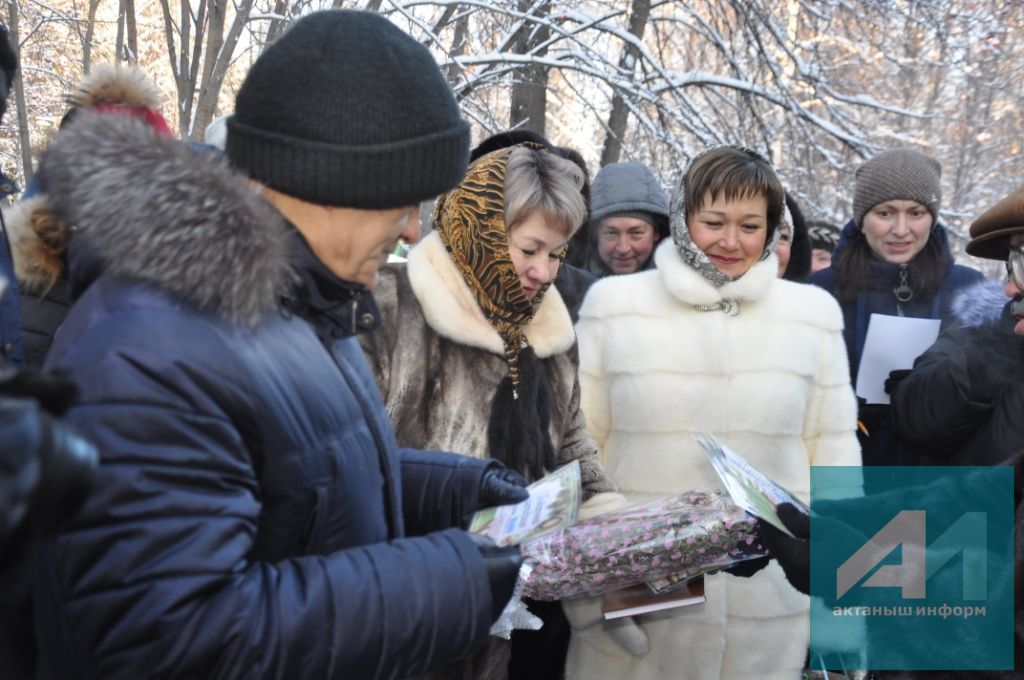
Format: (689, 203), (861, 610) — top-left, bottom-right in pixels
(31, 113), (496, 680)
(892, 304), (1024, 466)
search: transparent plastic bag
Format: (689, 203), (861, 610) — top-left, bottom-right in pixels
(521, 489), (765, 601)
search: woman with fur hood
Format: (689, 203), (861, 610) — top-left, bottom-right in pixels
(8, 63), (171, 368)
(570, 145), (861, 680)
(360, 144), (620, 680)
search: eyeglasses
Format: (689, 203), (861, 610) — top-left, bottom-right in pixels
(1006, 245), (1024, 289)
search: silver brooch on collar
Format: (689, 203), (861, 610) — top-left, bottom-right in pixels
(692, 299), (739, 316)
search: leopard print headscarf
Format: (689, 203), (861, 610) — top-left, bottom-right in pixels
(434, 146), (560, 396)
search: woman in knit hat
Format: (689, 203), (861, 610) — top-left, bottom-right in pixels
(570, 145), (860, 680)
(360, 143), (620, 680)
(809, 149), (983, 470)
(584, 161), (670, 277)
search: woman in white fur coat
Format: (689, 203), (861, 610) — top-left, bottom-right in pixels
(569, 146), (861, 680)
(360, 144), (620, 680)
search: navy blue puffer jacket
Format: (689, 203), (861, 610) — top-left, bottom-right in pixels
(30, 113), (495, 680)
(810, 219), (984, 382)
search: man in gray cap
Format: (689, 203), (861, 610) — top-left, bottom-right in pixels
(585, 162), (670, 277)
(30, 10), (526, 679)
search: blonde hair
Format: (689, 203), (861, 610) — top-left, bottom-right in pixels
(503, 146), (586, 238)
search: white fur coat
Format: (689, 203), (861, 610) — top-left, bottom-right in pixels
(568, 239), (861, 680)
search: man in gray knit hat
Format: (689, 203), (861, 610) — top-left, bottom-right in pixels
(586, 162), (670, 276)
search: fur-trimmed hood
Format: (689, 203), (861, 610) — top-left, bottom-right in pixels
(4, 195), (58, 293)
(407, 231), (575, 358)
(951, 277), (1007, 328)
(37, 112), (291, 324)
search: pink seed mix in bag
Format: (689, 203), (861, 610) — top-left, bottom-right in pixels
(521, 490), (765, 600)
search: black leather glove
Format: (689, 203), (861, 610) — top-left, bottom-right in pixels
(884, 369), (912, 396)
(756, 502), (811, 595)
(470, 532), (524, 622)
(722, 555), (770, 578)
(0, 397), (97, 537)
(0, 367), (78, 416)
(856, 397), (891, 439)
(479, 464), (529, 507)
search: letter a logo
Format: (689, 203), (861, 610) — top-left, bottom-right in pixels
(836, 510), (926, 599)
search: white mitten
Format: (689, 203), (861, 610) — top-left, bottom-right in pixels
(563, 597), (650, 657)
(604, 616), (651, 657)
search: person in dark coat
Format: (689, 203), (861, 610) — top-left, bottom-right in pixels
(30, 11), (529, 679)
(583, 162), (670, 278)
(776, 193), (811, 282)
(809, 149), (983, 471)
(808, 220), (840, 274)
(892, 184), (1024, 467)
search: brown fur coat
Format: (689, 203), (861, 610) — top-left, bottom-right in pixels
(361, 231), (614, 499)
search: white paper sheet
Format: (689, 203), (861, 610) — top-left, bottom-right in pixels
(855, 313), (941, 405)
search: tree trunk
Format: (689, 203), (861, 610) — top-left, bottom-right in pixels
(600, 0), (652, 166)
(81, 0), (102, 74)
(116, 0), (138, 61)
(509, 0), (550, 135)
(115, 0), (126, 61)
(444, 7), (470, 86)
(190, 0), (255, 139)
(6, 0), (31, 182)
(265, 0), (290, 46)
(126, 0), (138, 61)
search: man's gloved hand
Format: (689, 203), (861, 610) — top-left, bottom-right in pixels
(722, 555), (770, 578)
(0, 397), (97, 537)
(479, 464), (528, 507)
(884, 369), (913, 396)
(0, 367), (78, 416)
(470, 532), (523, 622)
(756, 502), (810, 595)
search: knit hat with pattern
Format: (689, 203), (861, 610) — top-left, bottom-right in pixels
(227, 10), (469, 209)
(853, 149), (942, 228)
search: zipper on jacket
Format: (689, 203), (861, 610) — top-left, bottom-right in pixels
(893, 264), (913, 316)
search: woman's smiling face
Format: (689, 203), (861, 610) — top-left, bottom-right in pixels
(687, 190), (769, 277)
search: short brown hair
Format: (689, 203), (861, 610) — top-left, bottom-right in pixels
(683, 146), (784, 239)
(504, 146), (586, 239)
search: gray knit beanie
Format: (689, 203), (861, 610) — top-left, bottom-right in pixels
(852, 149), (942, 228)
(590, 162), (669, 225)
(227, 10), (469, 209)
